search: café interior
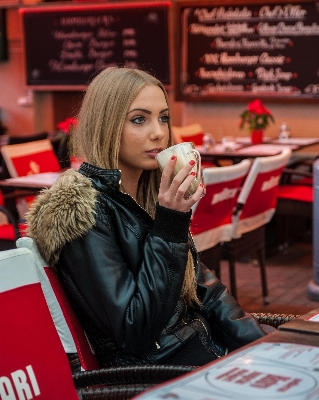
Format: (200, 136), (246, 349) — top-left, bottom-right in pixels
(1, 0), (319, 399)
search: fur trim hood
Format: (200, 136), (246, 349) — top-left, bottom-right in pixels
(26, 168), (98, 266)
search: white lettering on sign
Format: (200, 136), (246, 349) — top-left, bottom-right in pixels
(211, 187), (238, 205)
(216, 367), (302, 392)
(122, 28), (136, 37)
(259, 5), (307, 19)
(255, 67), (293, 82)
(261, 175), (280, 191)
(198, 67), (245, 81)
(189, 23), (254, 37)
(0, 365), (40, 400)
(206, 83), (244, 92)
(194, 7), (252, 22)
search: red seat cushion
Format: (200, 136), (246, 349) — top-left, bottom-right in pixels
(181, 133), (204, 146)
(277, 185), (313, 202)
(0, 224), (16, 240)
(293, 177), (313, 186)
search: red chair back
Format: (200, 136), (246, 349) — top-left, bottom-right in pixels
(234, 148), (292, 237)
(172, 124), (204, 146)
(191, 159), (251, 252)
(16, 237), (100, 371)
(0, 248), (78, 399)
(1, 139), (60, 178)
(1, 139), (61, 218)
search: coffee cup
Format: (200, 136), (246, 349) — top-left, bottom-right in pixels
(156, 142), (203, 198)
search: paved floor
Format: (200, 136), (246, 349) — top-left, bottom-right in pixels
(216, 240), (319, 317)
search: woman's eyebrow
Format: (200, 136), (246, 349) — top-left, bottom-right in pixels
(127, 107), (169, 115)
(127, 108), (151, 115)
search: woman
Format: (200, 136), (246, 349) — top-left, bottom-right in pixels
(26, 67), (266, 368)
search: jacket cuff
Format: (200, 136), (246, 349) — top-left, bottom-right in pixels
(151, 203), (192, 243)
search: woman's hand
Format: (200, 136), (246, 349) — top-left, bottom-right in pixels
(158, 155), (205, 212)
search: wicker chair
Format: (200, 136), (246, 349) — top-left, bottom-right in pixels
(72, 313), (299, 399)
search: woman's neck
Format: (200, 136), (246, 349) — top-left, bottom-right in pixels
(120, 170), (141, 200)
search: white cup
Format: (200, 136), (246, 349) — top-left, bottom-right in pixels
(156, 142), (203, 199)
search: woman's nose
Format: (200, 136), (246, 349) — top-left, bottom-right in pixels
(151, 122), (166, 140)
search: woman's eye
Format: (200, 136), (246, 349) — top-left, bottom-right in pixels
(131, 116), (145, 124)
(159, 115), (170, 124)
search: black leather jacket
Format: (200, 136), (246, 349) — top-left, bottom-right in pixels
(28, 163), (265, 367)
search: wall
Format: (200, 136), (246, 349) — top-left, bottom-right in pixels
(182, 101), (319, 142)
(0, 7), (318, 143)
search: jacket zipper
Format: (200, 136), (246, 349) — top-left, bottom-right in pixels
(121, 190), (153, 218)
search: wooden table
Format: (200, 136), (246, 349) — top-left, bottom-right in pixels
(134, 309), (319, 399)
(197, 137), (319, 165)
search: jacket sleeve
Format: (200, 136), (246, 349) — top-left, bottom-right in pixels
(58, 203), (192, 356)
(196, 263), (266, 351)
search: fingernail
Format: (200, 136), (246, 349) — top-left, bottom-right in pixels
(200, 183), (204, 187)
(171, 155), (176, 160)
(191, 172), (196, 176)
(189, 160), (195, 166)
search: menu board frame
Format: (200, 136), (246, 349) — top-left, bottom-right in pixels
(20, 1), (171, 90)
(0, 9), (7, 62)
(175, 0), (319, 102)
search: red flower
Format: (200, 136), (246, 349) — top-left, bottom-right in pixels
(240, 99), (274, 133)
(248, 99), (271, 115)
(57, 117), (77, 133)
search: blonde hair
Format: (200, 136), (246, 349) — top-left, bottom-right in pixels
(72, 67), (200, 306)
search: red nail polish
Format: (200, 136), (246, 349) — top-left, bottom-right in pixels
(191, 172), (196, 176)
(200, 183), (204, 187)
(171, 155), (176, 160)
(189, 160), (195, 166)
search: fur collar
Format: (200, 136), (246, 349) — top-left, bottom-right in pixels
(26, 168), (97, 266)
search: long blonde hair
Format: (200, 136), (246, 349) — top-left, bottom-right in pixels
(72, 67), (200, 306)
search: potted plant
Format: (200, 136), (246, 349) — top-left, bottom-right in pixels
(239, 99), (275, 144)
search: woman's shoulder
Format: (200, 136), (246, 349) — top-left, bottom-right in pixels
(26, 168), (98, 265)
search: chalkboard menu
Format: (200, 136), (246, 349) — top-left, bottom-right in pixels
(21, 2), (170, 87)
(175, 0), (319, 102)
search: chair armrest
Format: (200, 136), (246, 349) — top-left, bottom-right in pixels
(73, 365), (197, 389)
(251, 312), (299, 328)
(280, 168), (313, 185)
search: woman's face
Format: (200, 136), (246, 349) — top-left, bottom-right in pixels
(118, 84), (170, 176)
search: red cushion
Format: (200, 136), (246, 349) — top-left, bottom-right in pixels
(277, 185), (313, 202)
(181, 133), (204, 146)
(201, 161), (217, 169)
(293, 177), (313, 186)
(0, 224), (16, 240)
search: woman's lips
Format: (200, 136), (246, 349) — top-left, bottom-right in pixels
(146, 148), (163, 158)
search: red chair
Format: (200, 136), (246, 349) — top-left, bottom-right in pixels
(16, 237), (100, 372)
(222, 148), (292, 304)
(0, 247), (79, 399)
(1, 139), (61, 218)
(0, 190), (20, 250)
(16, 237), (197, 398)
(275, 165), (313, 248)
(190, 159), (251, 278)
(172, 123), (204, 146)
(172, 124), (216, 168)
